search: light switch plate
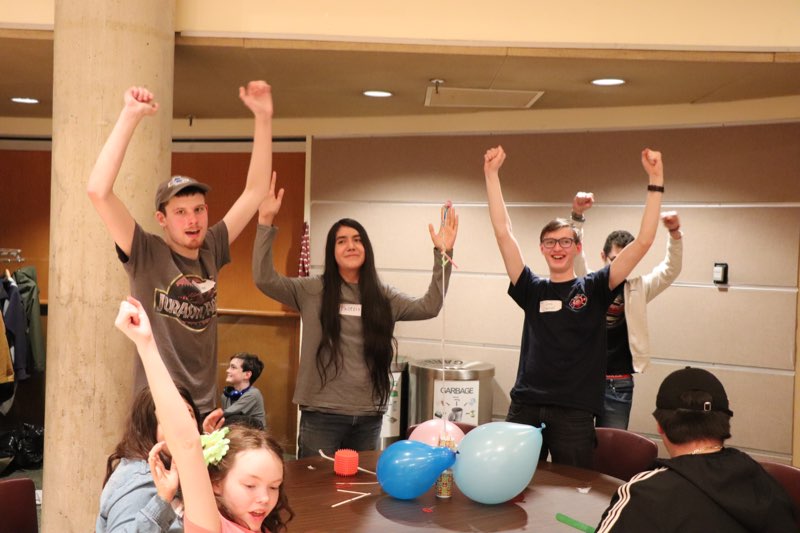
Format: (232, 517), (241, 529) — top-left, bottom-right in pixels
(713, 262), (728, 284)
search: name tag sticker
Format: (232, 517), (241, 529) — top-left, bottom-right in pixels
(540, 300), (562, 313)
(339, 303), (362, 316)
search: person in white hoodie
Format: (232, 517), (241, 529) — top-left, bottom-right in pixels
(571, 193), (683, 429)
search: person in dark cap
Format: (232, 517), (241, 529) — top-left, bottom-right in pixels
(87, 81), (274, 415)
(596, 366), (796, 532)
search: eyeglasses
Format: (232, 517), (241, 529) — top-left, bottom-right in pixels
(541, 237), (576, 249)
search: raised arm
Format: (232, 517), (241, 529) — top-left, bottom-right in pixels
(222, 81), (274, 245)
(642, 211), (683, 301)
(115, 298), (220, 533)
(391, 205), (458, 320)
(571, 192), (594, 278)
(484, 146), (525, 285)
(87, 87), (158, 256)
(252, 173), (308, 309)
(608, 149), (664, 290)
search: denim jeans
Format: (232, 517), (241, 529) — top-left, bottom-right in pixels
(595, 377), (634, 430)
(506, 401), (596, 468)
(297, 410), (383, 459)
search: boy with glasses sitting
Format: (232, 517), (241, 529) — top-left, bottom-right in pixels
(482, 145), (664, 468)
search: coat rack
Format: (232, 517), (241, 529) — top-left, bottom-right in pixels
(0, 248), (25, 263)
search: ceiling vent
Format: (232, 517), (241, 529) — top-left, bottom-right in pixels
(424, 87), (544, 109)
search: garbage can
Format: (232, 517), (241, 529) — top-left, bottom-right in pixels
(380, 356), (409, 449)
(408, 358), (494, 426)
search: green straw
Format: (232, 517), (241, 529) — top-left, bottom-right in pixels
(556, 513), (596, 533)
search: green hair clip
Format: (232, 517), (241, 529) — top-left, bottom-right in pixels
(201, 426), (230, 466)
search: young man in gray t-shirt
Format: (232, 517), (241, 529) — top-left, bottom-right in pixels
(88, 82), (274, 413)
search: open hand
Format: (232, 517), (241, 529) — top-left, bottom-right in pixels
(202, 408), (226, 434)
(258, 171), (284, 225)
(428, 202), (459, 251)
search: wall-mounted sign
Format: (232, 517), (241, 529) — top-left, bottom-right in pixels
(432, 379), (479, 425)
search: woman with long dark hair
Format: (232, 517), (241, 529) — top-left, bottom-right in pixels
(97, 386), (200, 532)
(252, 173), (458, 458)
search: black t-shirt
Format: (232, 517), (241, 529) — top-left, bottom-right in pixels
(605, 291), (634, 375)
(508, 265), (620, 415)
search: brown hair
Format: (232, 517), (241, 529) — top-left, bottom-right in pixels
(103, 386), (200, 486)
(208, 425), (294, 532)
(539, 218), (581, 244)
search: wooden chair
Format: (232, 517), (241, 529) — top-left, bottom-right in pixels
(759, 460), (800, 527)
(0, 477), (38, 533)
(592, 427), (658, 482)
(406, 421), (476, 439)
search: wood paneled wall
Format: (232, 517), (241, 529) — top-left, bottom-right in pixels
(0, 147), (305, 449)
(310, 122), (800, 462)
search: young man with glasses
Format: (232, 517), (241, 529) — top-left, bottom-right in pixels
(483, 145), (664, 468)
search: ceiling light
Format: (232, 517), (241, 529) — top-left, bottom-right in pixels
(363, 90), (392, 98)
(11, 97), (39, 104)
(591, 78), (625, 87)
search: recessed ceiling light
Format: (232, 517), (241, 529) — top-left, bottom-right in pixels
(363, 90), (392, 98)
(11, 97), (39, 104)
(591, 78), (625, 87)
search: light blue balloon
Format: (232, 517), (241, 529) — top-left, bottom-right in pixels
(452, 422), (543, 504)
(377, 440), (456, 500)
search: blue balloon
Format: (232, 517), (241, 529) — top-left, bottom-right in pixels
(452, 422), (542, 504)
(377, 440), (456, 500)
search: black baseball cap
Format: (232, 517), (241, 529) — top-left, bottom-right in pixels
(656, 367), (733, 416)
(155, 175), (211, 210)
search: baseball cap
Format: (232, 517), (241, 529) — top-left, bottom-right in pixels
(155, 175), (211, 210)
(656, 367), (733, 416)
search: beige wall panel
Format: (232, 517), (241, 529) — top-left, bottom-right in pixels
(647, 286), (796, 370)
(383, 272), (522, 346)
(672, 207), (800, 288)
(574, 206), (800, 288)
(309, 202), (453, 270)
(397, 340), (519, 419)
(312, 123), (800, 204)
(629, 363), (793, 455)
(311, 201), (601, 276)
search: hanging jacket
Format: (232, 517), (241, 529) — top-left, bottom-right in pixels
(13, 267), (45, 372)
(1, 278), (30, 380)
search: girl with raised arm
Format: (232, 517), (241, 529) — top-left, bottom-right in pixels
(114, 298), (293, 533)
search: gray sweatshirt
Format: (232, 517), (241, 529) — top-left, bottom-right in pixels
(253, 224), (452, 415)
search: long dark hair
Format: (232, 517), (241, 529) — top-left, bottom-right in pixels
(209, 425), (294, 532)
(103, 385), (200, 486)
(319, 218), (396, 407)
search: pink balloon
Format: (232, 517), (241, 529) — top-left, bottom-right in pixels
(409, 419), (465, 447)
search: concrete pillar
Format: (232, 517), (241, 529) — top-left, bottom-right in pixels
(45, 1), (174, 530)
